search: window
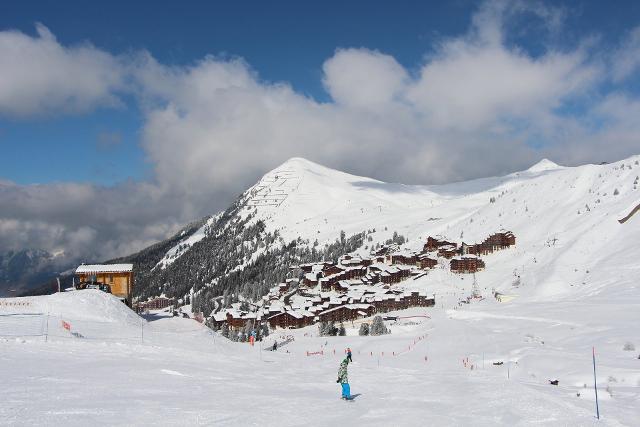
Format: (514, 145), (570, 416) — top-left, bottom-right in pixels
(109, 274), (114, 283)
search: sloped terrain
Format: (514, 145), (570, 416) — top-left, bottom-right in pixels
(129, 155), (640, 313)
(1, 156), (640, 426)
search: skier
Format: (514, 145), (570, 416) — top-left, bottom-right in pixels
(336, 355), (352, 400)
(346, 347), (353, 362)
(272, 341), (278, 351)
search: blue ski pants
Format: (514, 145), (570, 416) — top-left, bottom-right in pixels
(341, 383), (351, 398)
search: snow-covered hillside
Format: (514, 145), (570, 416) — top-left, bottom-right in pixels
(2, 155), (640, 425)
(1, 286), (638, 425)
(225, 155), (640, 301)
(126, 154), (640, 311)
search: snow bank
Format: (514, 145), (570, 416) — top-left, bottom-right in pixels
(0, 290), (139, 323)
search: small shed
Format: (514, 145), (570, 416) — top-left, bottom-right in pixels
(76, 264), (134, 306)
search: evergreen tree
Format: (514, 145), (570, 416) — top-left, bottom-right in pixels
(221, 323), (230, 338)
(370, 316), (389, 336)
(319, 321), (328, 336)
(338, 323), (346, 336)
(359, 323), (370, 336)
(243, 322), (253, 340)
(329, 321), (338, 336)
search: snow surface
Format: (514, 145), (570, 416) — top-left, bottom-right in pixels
(76, 264), (133, 274)
(2, 155), (640, 425)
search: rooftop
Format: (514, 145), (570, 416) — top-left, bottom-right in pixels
(76, 264), (133, 274)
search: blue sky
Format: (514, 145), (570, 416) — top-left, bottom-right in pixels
(1, 0), (639, 260)
(2, 0), (639, 185)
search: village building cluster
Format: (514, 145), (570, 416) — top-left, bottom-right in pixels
(209, 231), (515, 332)
(133, 296), (176, 313)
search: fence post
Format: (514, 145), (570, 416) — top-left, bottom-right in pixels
(45, 313), (49, 343)
(593, 347), (600, 420)
(141, 320), (144, 344)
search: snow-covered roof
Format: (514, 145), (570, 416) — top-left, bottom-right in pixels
(319, 303), (372, 316)
(212, 312), (228, 322)
(76, 264), (133, 274)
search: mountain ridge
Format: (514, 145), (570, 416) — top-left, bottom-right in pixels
(19, 154), (640, 314)
(122, 153), (640, 315)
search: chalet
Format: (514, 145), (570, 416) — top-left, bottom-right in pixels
(391, 253), (418, 266)
(403, 291), (435, 307)
(423, 236), (457, 252)
(135, 296), (175, 312)
(372, 293), (401, 312)
(322, 264), (344, 276)
(484, 231), (516, 250)
(209, 311), (229, 329)
(343, 266), (366, 279)
(339, 256), (373, 268)
(75, 264), (134, 306)
(318, 304), (375, 323)
(299, 263), (315, 273)
(278, 282), (290, 295)
(417, 255), (438, 269)
(450, 255), (485, 273)
(268, 310), (314, 329)
(302, 272), (320, 287)
(208, 310), (257, 330)
(320, 276), (338, 292)
(437, 244), (458, 259)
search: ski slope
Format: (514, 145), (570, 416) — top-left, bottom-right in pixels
(2, 155), (640, 425)
(1, 289), (638, 426)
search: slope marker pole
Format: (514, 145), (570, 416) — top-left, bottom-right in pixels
(593, 346), (600, 420)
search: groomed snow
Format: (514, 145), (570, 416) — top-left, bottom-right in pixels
(1, 289), (638, 426)
(2, 155), (640, 426)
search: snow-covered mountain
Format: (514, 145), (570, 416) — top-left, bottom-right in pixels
(125, 155), (640, 312)
(3, 156), (640, 426)
(0, 249), (71, 297)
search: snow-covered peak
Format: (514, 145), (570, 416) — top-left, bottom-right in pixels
(265, 157), (379, 185)
(275, 157), (324, 172)
(527, 158), (561, 173)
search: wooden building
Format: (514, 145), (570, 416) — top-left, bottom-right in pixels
(135, 296), (175, 312)
(437, 245), (459, 259)
(268, 311), (314, 329)
(484, 231), (516, 249)
(391, 254), (418, 266)
(450, 256), (485, 273)
(417, 255), (438, 269)
(322, 264), (344, 276)
(76, 264), (134, 306)
(318, 304), (374, 323)
(423, 236), (457, 252)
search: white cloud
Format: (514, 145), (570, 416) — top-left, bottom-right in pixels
(1, 1), (640, 263)
(0, 23), (125, 117)
(611, 26), (640, 82)
(322, 48), (408, 109)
